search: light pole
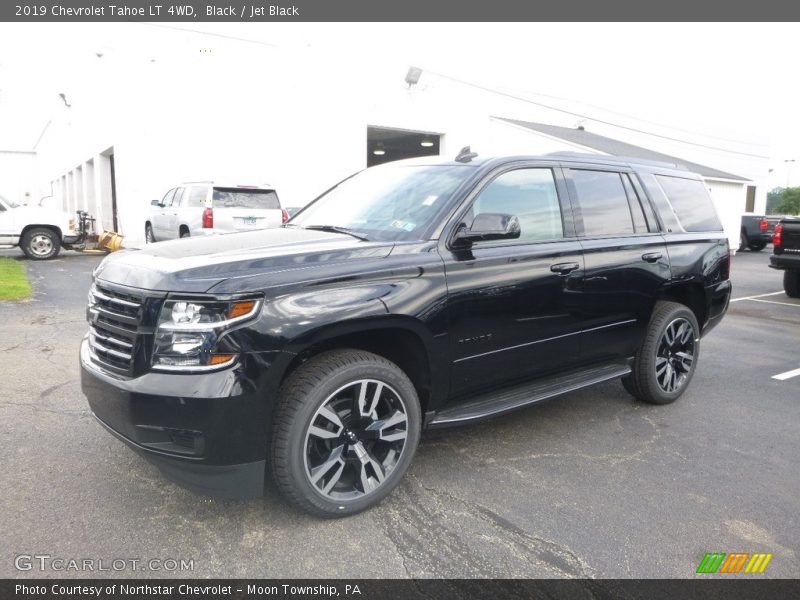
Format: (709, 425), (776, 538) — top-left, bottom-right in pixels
(785, 159), (795, 188)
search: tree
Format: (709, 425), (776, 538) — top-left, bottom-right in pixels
(775, 187), (800, 215)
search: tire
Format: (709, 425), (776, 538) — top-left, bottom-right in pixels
(784, 270), (800, 298)
(145, 223), (155, 244)
(179, 228), (190, 239)
(748, 242), (767, 251)
(21, 227), (60, 260)
(623, 301), (700, 405)
(738, 231), (747, 252)
(270, 349), (421, 517)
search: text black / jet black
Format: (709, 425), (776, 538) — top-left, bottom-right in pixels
(81, 153), (732, 516)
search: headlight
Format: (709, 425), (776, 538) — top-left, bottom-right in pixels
(152, 297), (261, 371)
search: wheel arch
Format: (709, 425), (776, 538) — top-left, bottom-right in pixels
(279, 317), (443, 416)
(658, 282), (708, 331)
(20, 224), (62, 241)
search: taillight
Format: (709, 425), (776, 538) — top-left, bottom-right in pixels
(202, 207), (213, 229)
(281, 208), (289, 224)
(759, 218), (769, 232)
(773, 223), (783, 247)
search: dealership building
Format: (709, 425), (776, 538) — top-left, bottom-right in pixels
(1, 29), (766, 248)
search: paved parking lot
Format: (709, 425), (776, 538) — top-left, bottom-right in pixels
(1, 248), (798, 579)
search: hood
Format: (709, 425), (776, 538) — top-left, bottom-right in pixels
(94, 227), (394, 292)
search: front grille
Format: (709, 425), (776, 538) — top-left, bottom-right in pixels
(87, 282), (148, 375)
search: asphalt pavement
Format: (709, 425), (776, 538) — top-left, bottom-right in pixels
(1, 247), (798, 579)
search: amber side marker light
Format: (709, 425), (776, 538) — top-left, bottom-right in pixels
(227, 300), (258, 319)
(209, 354), (236, 365)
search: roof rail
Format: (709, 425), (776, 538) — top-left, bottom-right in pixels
(546, 151), (689, 171)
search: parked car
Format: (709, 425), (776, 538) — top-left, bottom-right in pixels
(739, 213), (780, 251)
(0, 193), (84, 260)
(145, 182), (287, 243)
(81, 152), (731, 516)
(769, 217), (800, 297)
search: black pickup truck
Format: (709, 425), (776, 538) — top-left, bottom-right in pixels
(80, 152), (731, 516)
(769, 218), (800, 297)
(740, 214), (779, 251)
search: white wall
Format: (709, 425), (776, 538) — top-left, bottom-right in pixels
(0, 151), (36, 205)
(706, 179), (747, 250)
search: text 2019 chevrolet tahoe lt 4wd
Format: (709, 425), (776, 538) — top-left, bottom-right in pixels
(81, 152), (731, 516)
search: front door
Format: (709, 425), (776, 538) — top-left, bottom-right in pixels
(441, 165), (585, 399)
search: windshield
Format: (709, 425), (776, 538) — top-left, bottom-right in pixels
(0, 194), (19, 208)
(290, 164), (474, 241)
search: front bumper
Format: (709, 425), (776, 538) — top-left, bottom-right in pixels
(80, 339), (284, 499)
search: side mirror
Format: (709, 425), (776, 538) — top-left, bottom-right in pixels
(151, 199), (162, 207)
(454, 213), (521, 244)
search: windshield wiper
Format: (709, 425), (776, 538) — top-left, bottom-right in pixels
(301, 225), (370, 241)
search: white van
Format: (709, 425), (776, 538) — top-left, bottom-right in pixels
(145, 182), (287, 243)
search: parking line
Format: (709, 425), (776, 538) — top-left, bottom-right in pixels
(748, 298), (800, 308)
(729, 291), (784, 303)
(772, 368), (800, 381)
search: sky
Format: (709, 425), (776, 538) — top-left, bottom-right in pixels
(1, 22), (799, 187)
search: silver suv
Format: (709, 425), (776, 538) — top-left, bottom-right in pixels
(145, 182), (286, 243)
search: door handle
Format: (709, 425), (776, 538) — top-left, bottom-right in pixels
(550, 262), (580, 275)
(641, 252), (663, 263)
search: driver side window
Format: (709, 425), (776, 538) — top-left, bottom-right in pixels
(161, 188), (176, 208)
(469, 168), (564, 246)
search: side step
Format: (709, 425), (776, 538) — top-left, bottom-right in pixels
(428, 362), (631, 428)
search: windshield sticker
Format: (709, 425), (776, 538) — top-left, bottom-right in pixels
(391, 220), (416, 232)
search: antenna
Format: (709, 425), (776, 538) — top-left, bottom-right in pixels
(455, 146), (478, 163)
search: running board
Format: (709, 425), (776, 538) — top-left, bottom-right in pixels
(428, 362), (631, 427)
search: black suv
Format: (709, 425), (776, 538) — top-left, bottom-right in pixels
(81, 152), (731, 516)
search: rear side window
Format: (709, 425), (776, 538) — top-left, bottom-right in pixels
(212, 188), (280, 210)
(654, 175), (722, 232)
(186, 186), (209, 207)
(570, 170), (634, 237)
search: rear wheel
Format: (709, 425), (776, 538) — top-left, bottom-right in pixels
(784, 270), (800, 298)
(21, 227), (60, 260)
(622, 301), (700, 405)
(738, 231), (747, 252)
(748, 241), (766, 251)
(179, 227), (190, 239)
(270, 349), (421, 517)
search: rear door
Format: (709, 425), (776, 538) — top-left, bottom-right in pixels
(152, 188), (176, 239)
(441, 163), (586, 399)
(564, 165), (670, 363)
(211, 187), (282, 232)
(164, 187), (184, 238)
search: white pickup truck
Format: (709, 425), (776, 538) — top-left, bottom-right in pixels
(0, 194), (84, 260)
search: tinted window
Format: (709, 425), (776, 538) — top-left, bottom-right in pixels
(186, 186), (209, 207)
(655, 175), (723, 232)
(161, 188), (176, 208)
(571, 170), (634, 237)
(471, 168), (563, 244)
(213, 188), (280, 210)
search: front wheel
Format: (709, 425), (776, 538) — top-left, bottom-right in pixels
(784, 270), (800, 298)
(145, 223), (155, 244)
(21, 227), (61, 260)
(622, 301), (700, 405)
(270, 349), (421, 517)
